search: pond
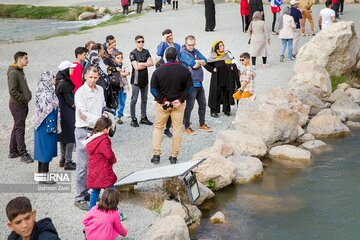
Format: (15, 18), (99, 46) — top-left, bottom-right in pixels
(0, 15), (111, 44)
(192, 128), (360, 240)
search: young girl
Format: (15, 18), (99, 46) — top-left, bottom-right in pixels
(83, 188), (128, 240)
(233, 52), (256, 100)
(85, 116), (117, 210)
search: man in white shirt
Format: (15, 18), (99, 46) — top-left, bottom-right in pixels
(318, 0), (336, 31)
(74, 66), (105, 210)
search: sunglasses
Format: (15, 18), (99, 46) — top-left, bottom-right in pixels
(186, 44), (195, 47)
(137, 40), (144, 43)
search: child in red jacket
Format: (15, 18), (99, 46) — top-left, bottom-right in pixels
(85, 116), (118, 210)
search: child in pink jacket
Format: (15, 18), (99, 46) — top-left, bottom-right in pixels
(83, 188), (127, 240)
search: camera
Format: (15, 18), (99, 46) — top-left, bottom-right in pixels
(162, 103), (173, 110)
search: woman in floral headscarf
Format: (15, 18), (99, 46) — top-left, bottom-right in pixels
(34, 71), (60, 183)
(206, 40), (240, 118)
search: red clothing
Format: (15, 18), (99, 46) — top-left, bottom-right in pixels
(240, 0), (250, 16)
(70, 62), (83, 93)
(121, 0), (129, 7)
(86, 133), (117, 189)
(271, 6), (281, 13)
(83, 206), (127, 240)
(332, 0), (338, 3)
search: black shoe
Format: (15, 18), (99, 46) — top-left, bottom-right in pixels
(224, 112), (231, 116)
(59, 159), (65, 168)
(64, 161), (76, 170)
(151, 155), (160, 164)
(169, 156), (177, 164)
(164, 129), (173, 138)
(117, 118), (123, 124)
(131, 117), (139, 127)
(8, 152), (21, 159)
(84, 192), (91, 202)
(211, 113), (219, 118)
(140, 117), (153, 125)
(20, 153), (34, 164)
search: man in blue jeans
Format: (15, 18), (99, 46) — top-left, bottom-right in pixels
(179, 35), (212, 135)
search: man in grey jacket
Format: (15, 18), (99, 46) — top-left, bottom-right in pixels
(7, 51), (33, 164)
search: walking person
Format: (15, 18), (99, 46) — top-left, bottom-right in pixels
(155, 0), (163, 12)
(179, 35), (213, 135)
(156, 29), (181, 138)
(133, 0), (144, 13)
(270, 0), (282, 35)
(55, 61), (77, 170)
(278, 6), (296, 62)
(34, 71), (59, 184)
(129, 35), (154, 127)
(7, 51), (33, 163)
(204, 0), (216, 32)
(248, 11), (270, 69)
(318, 0), (336, 31)
(74, 66), (105, 210)
(150, 47), (193, 164)
(299, 0), (315, 36)
(240, 0), (250, 32)
(121, 0), (130, 15)
(85, 116), (118, 210)
(172, 0), (179, 10)
(290, 0), (302, 57)
(207, 41), (240, 118)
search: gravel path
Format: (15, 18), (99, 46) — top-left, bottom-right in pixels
(0, 1), (359, 239)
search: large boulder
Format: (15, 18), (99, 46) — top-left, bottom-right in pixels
(160, 200), (202, 227)
(346, 88), (360, 104)
(193, 182), (215, 206)
(145, 215), (190, 240)
(78, 11), (97, 20)
(233, 88), (303, 147)
(289, 64), (332, 99)
(192, 149), (236, 190)
(326, 88), (346, 103)
(300, 140), (329, 152)
(269, 145), (312, 165)
(291, 89), (325, 115)
(297, 133), (315, 143)
(331, 96), (360, 119)
(337, 83), (350, 91)
(306, 115), (350, 138)
(228, 156), (263, 183)
(295, 21), (360, 76)
(214, 130), (268, 157)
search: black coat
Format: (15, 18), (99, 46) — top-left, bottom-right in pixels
(55, 69), (76, 143)
(205, 61), (240, 112)
(204, 0), (216, 31)
(8, 218), (60, 240)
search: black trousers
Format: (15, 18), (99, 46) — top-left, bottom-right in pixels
(122, 4), (129, 15)
(205, 0), (216, 31)
(38, 162), (49, 173)
(272, 12), (278, 32)
(136, 3), (143, 13)
(211, 86), (230, 114)
(339, 0), (344, 13)
(9, 102), (28, 155)
(242, 15), (250, 32)
(172, 1), (178, 9)
(332, 3), (339, 18)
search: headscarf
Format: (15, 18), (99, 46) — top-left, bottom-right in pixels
(34, 71), (59, 130)
(207, 40), (233, 64)
(87, 50), (100, 67)
(277, 6), (291, 31)
(252, 11), (262, 21)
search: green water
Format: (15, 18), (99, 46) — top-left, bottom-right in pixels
(192, 128), (360, 240)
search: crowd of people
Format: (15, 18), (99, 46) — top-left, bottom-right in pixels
(5, 0), (346, 239)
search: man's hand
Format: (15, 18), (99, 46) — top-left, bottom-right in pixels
(162, 33), (171, 42)
(172, 99), (181, 109)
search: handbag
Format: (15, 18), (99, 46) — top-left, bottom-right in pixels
(106, 81), (118, 109)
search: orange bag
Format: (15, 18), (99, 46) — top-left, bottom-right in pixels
(233, 91), (252, 100)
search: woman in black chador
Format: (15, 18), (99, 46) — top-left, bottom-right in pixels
(155, 0), (162, 12)
(206, 40), (240, 118)
(205, 0), (216, 31)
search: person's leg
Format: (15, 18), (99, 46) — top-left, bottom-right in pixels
(339, 0), (344, 13)
(222, 87), (231, 114)
(140, 85), (148, 119)
(170, 103), (185, 158)
(288, 39), (294, 59)
(118, 90), (126, 118)
(272, 12), (277, 32)
(139, 2), (143, 13)
(130, 84), (140, 119)
(175, 0), (178, 9)
(74, 128), (90, 202)
(184, 88), (198, 129)
(292, 29), (301, 56)
(173, 0), (175, 9)
(152, 103), (170, 156)
(307, 10), (315, 34)
(262, 57), (267, 65)
(65, 143), (75, 163)
(280, 39), (286, 56)
(89, 189), (100, 210)
(245, 15), (250, 32)
(59, 142), (66, 165)
(197, 87), (207, 126)
(332, 3), (339, 18)
(251, 57), (256, 66)
(9, 103), (29, 155)
(300, 11), (306, 35)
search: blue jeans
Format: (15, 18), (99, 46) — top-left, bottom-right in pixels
(89, 185), (115, 210)
(117, 90), (127, 118)
(280, 39), (293, 59)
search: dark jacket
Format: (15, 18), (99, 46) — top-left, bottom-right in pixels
(85, 133), (117, 189)
(178, 46), (207, 87)
(150, 62), (193, 103)
(55, 68), (76, 143)
(7, 64), (32, 105)
(8, 218), (60, 240)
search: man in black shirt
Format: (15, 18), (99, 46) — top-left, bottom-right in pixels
(129, 35), (154, 127)
(150, 47), (193, 164)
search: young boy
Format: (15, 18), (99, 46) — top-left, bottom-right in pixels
(70, 46), (87, 93)
(6, 196), (60, 240)
(234, 52), (256, 100)
(113, 51), (130, 124)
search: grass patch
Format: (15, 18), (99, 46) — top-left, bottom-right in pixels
(205, 179), (216, 190)
(331, 70), (360, 91)
(0, 4), (96, 21)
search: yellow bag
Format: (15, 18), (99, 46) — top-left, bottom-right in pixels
(233, 90), (252, 100)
